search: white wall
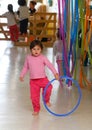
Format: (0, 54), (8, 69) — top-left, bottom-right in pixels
(0, 0), (19, 14)
(47, 0), (59, 13)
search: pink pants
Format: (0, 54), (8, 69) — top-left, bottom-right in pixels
(30, 77), (52, 112)
(9, 24), (19, 42)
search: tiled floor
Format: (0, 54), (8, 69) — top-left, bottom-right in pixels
(0, 41), (92, 130)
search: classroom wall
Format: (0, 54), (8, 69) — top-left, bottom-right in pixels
(0, 0), (19, 14)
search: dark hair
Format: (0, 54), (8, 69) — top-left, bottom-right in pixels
(56, 28), (62, 40)
(7, 4), (14, 14)
(18, 0), (26, 6)
(30, 40), (43, 50)
(56, 28), (66, 40)
(30, 1), (37, 6)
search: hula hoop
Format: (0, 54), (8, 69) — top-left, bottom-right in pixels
(42, 76), (82, 117)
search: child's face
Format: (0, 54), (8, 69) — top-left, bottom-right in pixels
(31, 45), (42, 57)
(30, 3), (34, 9)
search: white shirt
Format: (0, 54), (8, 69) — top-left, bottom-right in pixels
(53, 39), (63, 60)
(18, 6), (29, 20)
(2, 12), (16, 26)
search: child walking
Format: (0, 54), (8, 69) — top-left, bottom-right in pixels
(53, 28), (64, 76)
(2, 4), (19, 42)
(19, 40), (59, 116)
(53, 29), (65, 86)
(17, 0), (29, 36)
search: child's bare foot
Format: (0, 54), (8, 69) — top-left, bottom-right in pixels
(32, 112), (39, 116)
(46, 102), (51, 107)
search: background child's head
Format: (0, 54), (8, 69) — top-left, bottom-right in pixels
(18, 0), (26, 6)
(29, 1), (36, 9)
(56, 28), (62, 40)
(56, 28), (66, 40)
(7, 4), (14, 14)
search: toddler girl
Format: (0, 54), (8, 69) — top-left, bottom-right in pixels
(19, 40), (59, 116)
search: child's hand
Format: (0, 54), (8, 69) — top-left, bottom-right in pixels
(54, 73), (59, 80)
(19, 76), (24, 82)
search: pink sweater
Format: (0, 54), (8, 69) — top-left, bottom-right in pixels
(20, 54), (57, 79)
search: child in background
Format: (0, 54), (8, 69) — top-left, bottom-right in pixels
(17, 0), (29, 36)
(19, 40), (59, 116)
(29, 0), (37, 15)
(53, 29), (65, 86)
(53, 29), (63, 76)
(2, 4), (19, 42)
(29, 0), (37, 34)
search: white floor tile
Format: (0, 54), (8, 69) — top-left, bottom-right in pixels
(0, 41), (92, 130)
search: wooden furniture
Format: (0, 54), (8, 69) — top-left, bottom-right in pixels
(0, 16), (10, 40)
(0, 12), (57, 47)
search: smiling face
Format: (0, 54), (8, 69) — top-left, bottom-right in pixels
(31, 45), (42, 57)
